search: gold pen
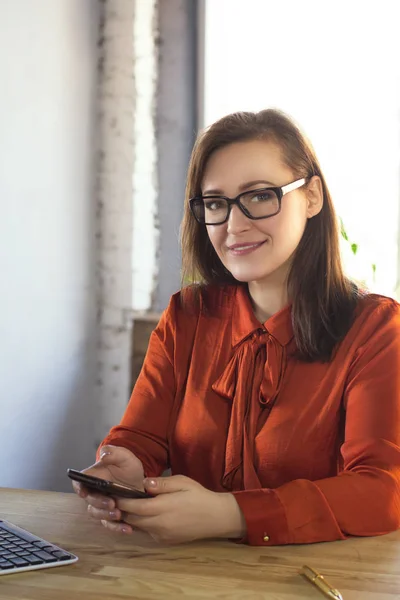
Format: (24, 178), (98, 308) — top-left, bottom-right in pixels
(301, 565), (343, 600)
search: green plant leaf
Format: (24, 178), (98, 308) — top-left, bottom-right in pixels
(340, 218), (349, 241)
(351, 243), (358, 255)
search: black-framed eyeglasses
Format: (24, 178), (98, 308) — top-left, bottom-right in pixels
(189, 177), (307, 225)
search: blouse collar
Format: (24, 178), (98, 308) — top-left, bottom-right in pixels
(231, 285), (294, 348)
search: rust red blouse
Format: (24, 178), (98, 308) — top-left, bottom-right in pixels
(100, 285), (400, 546)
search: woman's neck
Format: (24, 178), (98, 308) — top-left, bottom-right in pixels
(248, 271), (289, 323)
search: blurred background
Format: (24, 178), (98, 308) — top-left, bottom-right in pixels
(1, 0), (399, 491)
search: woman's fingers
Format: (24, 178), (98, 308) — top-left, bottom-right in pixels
(87, 504), (121, 521)
(72, 478), (116, 510)
(85, 492), (115, 510)
(72, 481), (87, 498)
(115, 497), (157, 516)
(101, 519), (133, 534)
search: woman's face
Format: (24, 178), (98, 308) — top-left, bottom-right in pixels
(202, 139), (321, 286)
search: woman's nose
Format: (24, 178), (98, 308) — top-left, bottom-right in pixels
(226, 204), (251, 234)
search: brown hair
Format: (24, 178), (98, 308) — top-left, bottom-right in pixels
(180, 109), (359, 362)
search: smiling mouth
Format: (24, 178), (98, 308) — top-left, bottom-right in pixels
(227, 241), (266, 255)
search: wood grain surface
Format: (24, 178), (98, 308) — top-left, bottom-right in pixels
(1, 488), (400, 599)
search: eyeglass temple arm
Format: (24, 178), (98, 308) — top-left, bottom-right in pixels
(281, 177), (307, 196)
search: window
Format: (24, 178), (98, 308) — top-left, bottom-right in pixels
(204, 0), (400, 297)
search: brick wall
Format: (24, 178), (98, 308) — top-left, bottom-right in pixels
(94, 0), (158, 447)
(93, 0), (195, 447)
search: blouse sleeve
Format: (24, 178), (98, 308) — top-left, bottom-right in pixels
(233, 300), (400, 546)
(98, 295), (179, 477)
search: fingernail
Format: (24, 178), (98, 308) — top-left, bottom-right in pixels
(121, 526), (131, 534)
(101, 520), (108, 527)
(109, 511), (118, 519)
(145, 478), (157, 488)
(100, 450), (111, 459)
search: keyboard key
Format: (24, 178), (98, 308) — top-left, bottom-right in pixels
(10, 557), (29, 567)
(24, 555), (43, 565)
(0, 562), (14, 570)
(51, 550), (73, 560)
(33, 542), (57, 552)
(33, 551), (57, 563)
(20, 544), (37, 552)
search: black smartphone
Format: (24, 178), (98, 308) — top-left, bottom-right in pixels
(67, 469), (152, 499)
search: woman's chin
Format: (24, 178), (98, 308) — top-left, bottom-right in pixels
(228, 268), (272, 284)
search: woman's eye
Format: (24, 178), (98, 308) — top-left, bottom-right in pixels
(250, 191), (274, 202)
(205, 199), (223, 211)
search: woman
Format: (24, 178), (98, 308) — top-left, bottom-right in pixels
(73, 109), (400, 546)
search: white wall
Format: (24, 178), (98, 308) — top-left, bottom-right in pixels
(0, 0), (100, 491)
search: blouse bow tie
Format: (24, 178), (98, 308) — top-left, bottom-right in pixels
(212, 329), (287, 491)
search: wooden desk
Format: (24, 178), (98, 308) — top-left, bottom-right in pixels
(1, 488), (400, 599)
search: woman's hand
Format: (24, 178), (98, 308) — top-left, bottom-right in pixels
(71, 445), (145, 532)
(102, 474), (247, 544)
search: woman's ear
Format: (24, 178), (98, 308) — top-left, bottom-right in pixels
(306, 176), (323, 218)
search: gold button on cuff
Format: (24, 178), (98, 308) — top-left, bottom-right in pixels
(263, 534), (270, 542)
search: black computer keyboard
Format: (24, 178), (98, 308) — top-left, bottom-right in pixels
(0, 519), (78, 575)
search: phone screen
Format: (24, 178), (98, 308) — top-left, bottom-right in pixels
(67, 469), (152, 498)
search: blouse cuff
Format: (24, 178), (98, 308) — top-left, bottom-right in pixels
(232, 489), (290, 545)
